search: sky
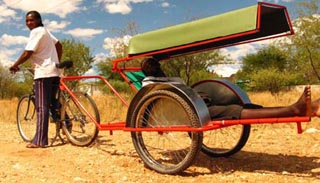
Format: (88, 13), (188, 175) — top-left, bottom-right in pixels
(0, 0), (301, 76)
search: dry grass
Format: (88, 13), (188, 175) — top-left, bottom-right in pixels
(91, 93), (133, 124)
(0, 98), (19, 123)
(248, 89), (302, 107)
(0, 93), (133, 124)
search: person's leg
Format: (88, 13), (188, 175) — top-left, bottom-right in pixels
(207, 85), (320, 120)
(28, 78), (52, 148)
(49, 77), (60, 122)
(207, 105), (243, 119)
(311, 98), (320, 117)
(48, 77), (72, 131)
(240, 86), (312, 119)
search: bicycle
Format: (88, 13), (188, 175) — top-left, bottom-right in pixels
(15, 61), (100, 146)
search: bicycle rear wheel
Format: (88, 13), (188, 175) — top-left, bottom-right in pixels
(17, 94), (36, 142)
(129, 89), (203, 174)
(61, 92), (100, 146)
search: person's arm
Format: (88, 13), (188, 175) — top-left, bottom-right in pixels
(10, 50), (33, 73)
(55, 41), (63, 62)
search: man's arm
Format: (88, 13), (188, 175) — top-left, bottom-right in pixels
(10, 50), (33, 73)
(55, 41), (63, 62)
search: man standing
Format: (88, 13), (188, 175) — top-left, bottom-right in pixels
(10, 11), (62, 148)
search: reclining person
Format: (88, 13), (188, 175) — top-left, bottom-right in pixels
(141, 57), (320, 119)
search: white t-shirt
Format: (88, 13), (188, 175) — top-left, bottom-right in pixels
(25, 26), (61, 79)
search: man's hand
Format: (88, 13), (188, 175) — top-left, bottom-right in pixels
(9, 66), (20, 74)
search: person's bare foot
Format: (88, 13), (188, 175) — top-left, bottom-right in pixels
(311, 98), (320, 117)
(291, 85), (311, 116)
(26, 143), (47, 148)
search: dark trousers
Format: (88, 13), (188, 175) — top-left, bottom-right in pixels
(32, 77), (60, 146)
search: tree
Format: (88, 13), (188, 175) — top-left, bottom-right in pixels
(238, 45), (297, 93)
(0, 65), (31, 99)
(96, 58), (122, 80)
(236, 0), (320, 91)
(280, 0), (320, 84)
(241, 45), (289, 75)
(96, 20), (140, 80)
(0, 65), (14, 98)
(249, 68), (296, 94)
(110, 20), (140, 58)
(161, 51), (224, 85)
(61, 39), (95, 77)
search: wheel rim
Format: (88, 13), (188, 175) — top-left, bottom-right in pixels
(131, 90), (202, 174)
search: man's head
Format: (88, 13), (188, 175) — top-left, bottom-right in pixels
(25, 11), (44, 30)
(141, 57), (166, 77)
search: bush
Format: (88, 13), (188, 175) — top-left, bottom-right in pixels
(249, 68), (294, 95)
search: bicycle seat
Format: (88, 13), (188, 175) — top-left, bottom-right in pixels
(56, 60), (73, 69)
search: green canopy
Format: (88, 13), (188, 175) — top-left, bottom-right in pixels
(128, 2), (293, 58)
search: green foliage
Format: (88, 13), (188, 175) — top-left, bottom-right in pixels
(241, 46), (289, 74)
(236, 1), (320, 91)
(249, 68), (294, 94)
(0, 65), (32, 99)
(185, 70), (219, 86)
(9, 82), (32, 98)
(60, 38), (95, 89)
(96, 59), (122, 80)
(161, 50), (227, 85)
(279, 0), (320, 84)
(96, 57), (142, 81)
(237, 45), (303, 93)
(96, 21), (141, 80)
(61, 38), (94, 77)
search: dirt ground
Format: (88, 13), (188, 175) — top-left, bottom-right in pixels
(1, 119), (320, 183)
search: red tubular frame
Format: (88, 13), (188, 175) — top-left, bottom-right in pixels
(60, 75), (129, 131)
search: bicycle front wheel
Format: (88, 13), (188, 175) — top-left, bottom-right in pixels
(129, 89), (203, 174)
(17, 94), (36, 142)
(61, 92), (100, 146)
